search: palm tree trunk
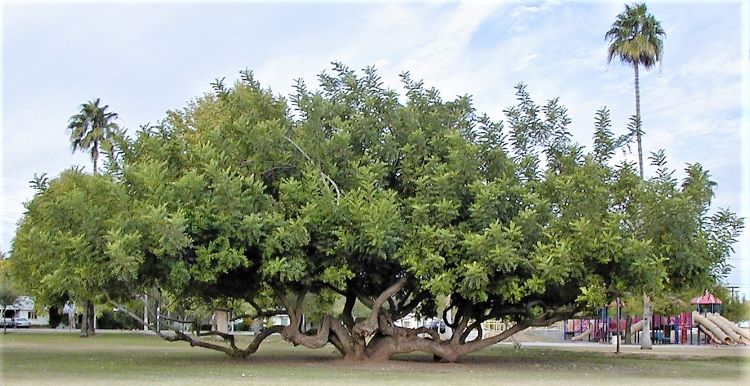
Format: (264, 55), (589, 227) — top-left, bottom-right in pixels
(633, 63), (643, 179)
(92, 144), (98, 175)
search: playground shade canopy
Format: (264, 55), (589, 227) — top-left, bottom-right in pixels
(690, 293), (722, 305)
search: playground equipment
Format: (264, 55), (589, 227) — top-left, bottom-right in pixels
(692, 311), (733, 345)
(691, 292), (722, 314)
(692, 311), (750, 346)
(571, 322), (592, 341)
(630, 320), (643, 334)
(565, 292), (749, 346)
(713, 313), (750, 343)
(705, 313), (741, 343)
(689, 291), (750, 346)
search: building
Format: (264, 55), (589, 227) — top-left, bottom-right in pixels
(2, 296), (49, 326)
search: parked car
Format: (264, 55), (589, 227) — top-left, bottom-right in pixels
(12, 317), (31, 328)
(425, 319), (447, 334)
(1, 318), (14, 327)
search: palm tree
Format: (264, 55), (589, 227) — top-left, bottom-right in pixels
(606, 3), (665, 179)
(67, 98), (119, 174)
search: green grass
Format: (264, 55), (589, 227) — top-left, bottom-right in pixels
(1, 332), (748, 385)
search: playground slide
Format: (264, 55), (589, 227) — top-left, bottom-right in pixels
(697, 324), (723, 345)
(630, 320), (643, 334)
(692, 311), (734, 345)
(705, 313), (743, 344)
(709, 313), (750, 345)
(571, 325), (592, 341)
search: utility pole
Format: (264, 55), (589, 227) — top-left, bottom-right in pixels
(727, 285), (739, 300)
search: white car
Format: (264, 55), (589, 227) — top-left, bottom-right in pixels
(12, 317), (31, 328)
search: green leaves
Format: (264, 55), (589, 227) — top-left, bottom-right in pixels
(262, 256), (307, 283)
(458, 262), (489, 303)
(10, 64), (740, 336)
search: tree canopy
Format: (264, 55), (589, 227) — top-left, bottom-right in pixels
(9, 64), (743, 361)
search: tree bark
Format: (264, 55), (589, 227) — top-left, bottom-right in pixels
(106, 295), (280, 358)
(633, 63), (643, 179)
(641, 292), (652, 349)
(80, 300), (91, 337)
(67, 303), (76, 330)
(87, 301), (95, 335)
(352, 280), (405, 338)
(624, 315), (632, 344)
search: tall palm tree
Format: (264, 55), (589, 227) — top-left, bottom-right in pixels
(67, 98), (119, 174)
(606, 3), (665, 351)
(606, 3), (665, 179)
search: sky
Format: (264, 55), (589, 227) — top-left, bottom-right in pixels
(2, 0), (748, 297)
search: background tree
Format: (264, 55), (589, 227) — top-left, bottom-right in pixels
(10, 170), (136, 336)
(0, 257), (20, 334)
(606, 2), (665, 179)
(68, 98), (119, 174)
(0, 284), (19, 334)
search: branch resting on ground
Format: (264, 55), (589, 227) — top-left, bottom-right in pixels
(105, 293), (281, 358)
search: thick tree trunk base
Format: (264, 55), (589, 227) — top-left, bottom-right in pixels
(79, 300), (96, 337)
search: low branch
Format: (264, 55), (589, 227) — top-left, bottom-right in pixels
(460, 320), (484, 344)
(455, 305), (575, 356)
(106, 293), (281, 358)
(450, 314), (470, 345)
(376, 313), (442, 342)
(248, 300), (288, 319)
(342, 293), (356, 329)
(352, 279), (406, 337)
(240, 325), (284, 358)
(282, 315), (332, 349)
(105, 294), (238, 356)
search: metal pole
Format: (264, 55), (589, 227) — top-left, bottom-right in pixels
(616, 298), (621, 354)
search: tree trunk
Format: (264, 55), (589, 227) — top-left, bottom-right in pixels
(641, 293), (652, 349)
(80, 300), (89, 337)
(213, 310), (229, 334)
(624, 316), (632, 344)
(87, 301), (96, 335)
(633, 63), (643, 179)
(2, 306), (6, 335)
(92, 143), (99, 175)
(80, 300), (95, 337)
(68, 304), (76, 330)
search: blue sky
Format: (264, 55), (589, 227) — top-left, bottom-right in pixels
(2, 1), (748, 296)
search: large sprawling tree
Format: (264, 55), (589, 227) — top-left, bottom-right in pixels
(10, 65), (742, 361)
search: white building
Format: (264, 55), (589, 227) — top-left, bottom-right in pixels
(2, 296), (49, 326)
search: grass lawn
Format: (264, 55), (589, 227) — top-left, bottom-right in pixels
(1, 331), (748, 385)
